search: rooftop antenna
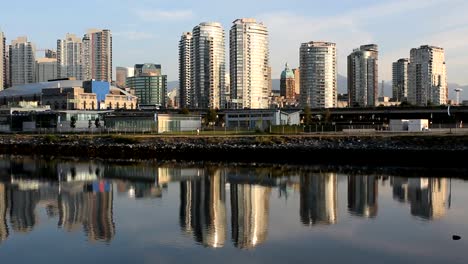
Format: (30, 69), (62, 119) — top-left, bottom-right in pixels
(454, 88), (463, 105)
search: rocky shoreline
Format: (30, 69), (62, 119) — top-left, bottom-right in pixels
(0, 134), (466, 167)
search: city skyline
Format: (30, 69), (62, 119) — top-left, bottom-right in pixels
(0, 0), (467, 88)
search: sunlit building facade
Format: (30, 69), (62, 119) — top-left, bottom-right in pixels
(300, 41), (337, 108)
(230, 18), (270, 109)
(192, 22), (225, 109)
(408, 45), (447, 106)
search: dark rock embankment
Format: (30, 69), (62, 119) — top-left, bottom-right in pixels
(0, 134), (466, 167)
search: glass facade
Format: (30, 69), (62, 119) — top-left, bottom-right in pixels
(127, 75), (167, 107)
(348, 44), (379, 107)
(392, 58), (409, 102)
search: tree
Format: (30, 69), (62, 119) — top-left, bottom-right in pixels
(95, 118), (101, 128)
(70, 116), (77, 129)
(179, 108), (190, 115)
(206, 108), (217, 126)
(323, 109), (331, 124)
(303, 105), (312, 125)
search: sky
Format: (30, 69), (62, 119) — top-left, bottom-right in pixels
(1, 0), (468, 87)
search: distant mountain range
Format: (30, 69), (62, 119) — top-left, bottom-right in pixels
(168, 75), (468, 101)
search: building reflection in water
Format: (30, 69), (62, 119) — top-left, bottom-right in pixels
(348, 175), (378, 218)
(0, 157), (116, 244)
(180, 169), (227, 248)
(391, 177), (448, 220)
(231, 183), (271, 249)
(59, 181), (115, 242)
(0, 183), (8, 243)
(300, 173), (337, 226)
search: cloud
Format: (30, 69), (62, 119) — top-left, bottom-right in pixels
(135, 9), (193, 21)
(113, 31), (156, 40)
(258, 0), (464, 82)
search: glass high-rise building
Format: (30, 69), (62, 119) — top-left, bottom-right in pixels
(178, 32), (192, 108)
(300, 41), (337, 108)
(408, 45), (447, 106)
(191, 22), (225, 109)
(230, 18), (270, 109)
(392, 58), (409, 102)
(347, 44), (379, 107)
(126, 63), (167, 108)
(10, 36), (36, 86)
(57, 33), (83, 80)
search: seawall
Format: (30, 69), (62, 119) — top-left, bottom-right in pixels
(0, 134), (466, 167)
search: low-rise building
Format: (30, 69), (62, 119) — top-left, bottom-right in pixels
(224, 109), (301, 130)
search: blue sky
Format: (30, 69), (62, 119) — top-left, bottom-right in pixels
(1, 0), (467, 87)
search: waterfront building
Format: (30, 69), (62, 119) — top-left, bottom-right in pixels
(224, 109), (301, 130)
(300, 173), (337, 225)
(10, 36), (36, 86)
(178, 32), (192, 108)
(82, 29), (112, 82)
(408, 45), (447, 106)
(57, 33), (83, 80)
(392, 58), (409, 102)
(230, 18), (270, 109)
(36, 58), (57, 82)
(348, 176), (378, 218)
(126, 63), (167, 107)
(115, 66), (134, 88)
(300, 41), (337, 108)
(348, 44), (379, 107)
(192, 22), (225, 109)
(280, 63), (295, 100)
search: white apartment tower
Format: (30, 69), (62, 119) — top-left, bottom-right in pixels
(192, 22), (225, 109)
(392, 58), (409, 102)
(300, 41), (337, 108)
(10, 36), (36, 86)
(57, 33), (83, 80)
(347, 44), (378, 107)
(408, 45), (447, 106)
(178, 32), (192, 108)
(83, 29), (112, 82)
(230, 18), (270, 109)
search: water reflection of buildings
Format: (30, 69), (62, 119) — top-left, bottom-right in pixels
(348, 176), (378, 218)
(231, 183), (271, 249)
(300, 173), (337, 225)
(391, 177), (448, 220)
(180, 169), (227, 248)
(59, 182), (115, 242)
(0, 183), (8, 243)
(0, 157), (116, 244)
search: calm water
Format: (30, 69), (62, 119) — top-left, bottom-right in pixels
(0, 157), (467, 263)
